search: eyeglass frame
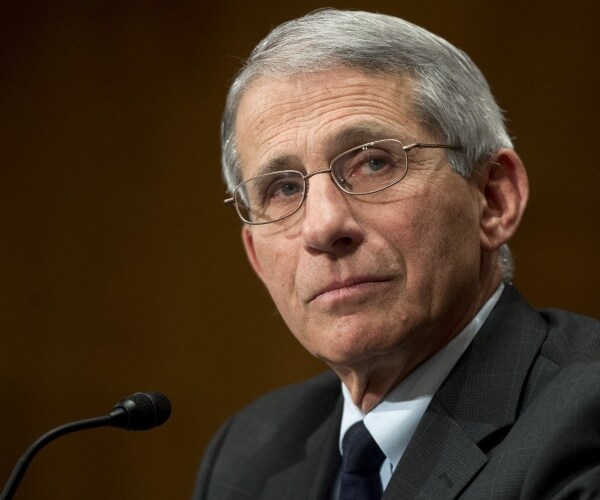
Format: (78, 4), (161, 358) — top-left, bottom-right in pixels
(224, 139), (462, 225)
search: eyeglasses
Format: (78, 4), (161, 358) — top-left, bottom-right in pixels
(224, 139), (461, 225)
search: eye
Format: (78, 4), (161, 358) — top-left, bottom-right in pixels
(269, 179), (302, 198)
(346, 148), (397, 178)
(363, 156), (388, 173)
(331, 142), (407, 194)
(253, 172), (304, 207)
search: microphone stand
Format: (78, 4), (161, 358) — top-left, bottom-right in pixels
(1, 391), (170, 499)
(1, 415), (111, 500)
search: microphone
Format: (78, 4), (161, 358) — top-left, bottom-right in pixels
(109, 391), (171, 430)
(1, 391), (171, 500)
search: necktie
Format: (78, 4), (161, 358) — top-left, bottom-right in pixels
(339, 421), (386, 500)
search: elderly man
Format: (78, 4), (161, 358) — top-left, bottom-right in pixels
(195, 9), (600, 500)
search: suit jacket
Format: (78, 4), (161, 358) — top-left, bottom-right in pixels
(194, 285), (600, 499)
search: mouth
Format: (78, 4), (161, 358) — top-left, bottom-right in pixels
(308, 276), (393, 304)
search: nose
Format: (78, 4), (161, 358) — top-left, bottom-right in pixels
(301, 172), (364, 254)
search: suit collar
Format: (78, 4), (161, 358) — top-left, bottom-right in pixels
(386, 285), (549, 499)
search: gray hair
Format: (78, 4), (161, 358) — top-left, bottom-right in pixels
(222, 8), (516, 280)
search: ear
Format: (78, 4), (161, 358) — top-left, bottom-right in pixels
(241, 225), (266, 282)
(477, 148), (529, 251)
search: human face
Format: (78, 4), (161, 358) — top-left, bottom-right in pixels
(235, 68), (490, 373)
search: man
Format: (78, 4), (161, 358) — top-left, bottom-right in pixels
(195, 9), (600, 499)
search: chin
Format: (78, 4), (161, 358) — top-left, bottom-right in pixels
(294, 314), (406, 365)
(311, 335), (393, 369)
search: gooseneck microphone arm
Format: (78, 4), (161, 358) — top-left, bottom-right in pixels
(1, 391), (171, 500)
(2, 415), (112, 500)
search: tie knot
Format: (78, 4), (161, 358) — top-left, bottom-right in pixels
(342, 421), (386, 473)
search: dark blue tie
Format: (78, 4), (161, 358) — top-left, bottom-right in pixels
(339, 421), (386, 500)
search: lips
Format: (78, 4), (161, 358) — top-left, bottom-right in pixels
(307, 276), (392, 303)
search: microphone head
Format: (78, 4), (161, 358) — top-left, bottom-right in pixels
(109, 392), (171, 430)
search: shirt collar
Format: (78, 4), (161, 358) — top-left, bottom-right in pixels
(339, 284), (504, 466)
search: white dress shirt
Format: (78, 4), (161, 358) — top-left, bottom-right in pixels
(330, 284), (504, 498)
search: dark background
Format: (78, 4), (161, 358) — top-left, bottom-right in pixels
(1, 1), (598, 498)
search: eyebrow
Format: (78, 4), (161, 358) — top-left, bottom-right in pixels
(253, 155), (301, 178)
(251, 123), (401, 179)
(326, 124), (400, 153)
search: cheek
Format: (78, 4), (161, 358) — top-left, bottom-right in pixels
(428, 198), (482, 276)
(395, 190), (481, 277)
(254, 239), (311, 341)
(253, 236), (298, 301)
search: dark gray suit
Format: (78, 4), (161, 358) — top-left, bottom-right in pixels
(194, 286), (600, 499)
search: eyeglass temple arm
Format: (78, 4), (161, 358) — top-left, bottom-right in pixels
(224, 196), (251, 211)
(403, 143), (462, 152)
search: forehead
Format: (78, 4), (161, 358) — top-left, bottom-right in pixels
(234, 68), (423, 174)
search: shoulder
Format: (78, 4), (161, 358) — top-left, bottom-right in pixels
(537, 307), (600, 364)
(235, 370), (341, 421)
(194, 371), (341, 499)
(510, 303), (600, 495)
(524, 305), (600, 402)
(486, 284), (600, 368)
(208, 370), (340, 447)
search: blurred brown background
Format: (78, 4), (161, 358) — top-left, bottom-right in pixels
(1, 0), (598, 498)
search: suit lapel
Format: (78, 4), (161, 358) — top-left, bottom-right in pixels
(386, 285), (549, 499)
(260, 397), (343, 500)
(383, 398), (487, 499)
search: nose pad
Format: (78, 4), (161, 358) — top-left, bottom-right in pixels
(331, 170), (348, 189)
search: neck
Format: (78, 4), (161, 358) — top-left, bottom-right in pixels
(335, 360), (421, 413)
